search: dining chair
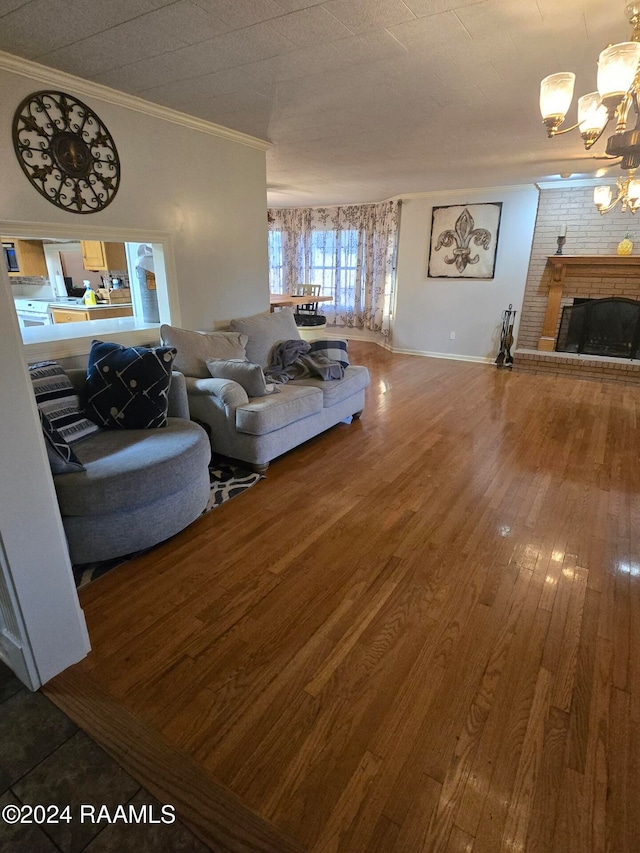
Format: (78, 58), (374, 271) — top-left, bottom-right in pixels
(293, 284), (325, 327)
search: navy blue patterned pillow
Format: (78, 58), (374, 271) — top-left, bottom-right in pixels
(84, 340), (177, 430)
(39, 409), (85, 474)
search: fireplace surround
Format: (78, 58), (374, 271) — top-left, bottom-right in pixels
(514, 254), (640, 384)
(536, 255), (640, 351)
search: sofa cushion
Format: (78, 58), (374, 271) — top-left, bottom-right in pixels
(206, 358), (278, 397)
(287, 365), (370, 407)
(161, 325), (248, 378)
(29, 360), (99, 444)
(230, 308), (300, 368)
(55, 419), (209, 516)
(235, 384), (322, 436)
(84, 340), (176, 430)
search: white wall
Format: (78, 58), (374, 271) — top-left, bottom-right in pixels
(393, 186), (540, 361)
(0, 60), (269, 332)
(0, 56), (270, 685)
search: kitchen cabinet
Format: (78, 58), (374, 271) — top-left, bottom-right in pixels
(50, 304), (133, 324)
(80, 241), (127, 271)
(3, 238), (47, 277)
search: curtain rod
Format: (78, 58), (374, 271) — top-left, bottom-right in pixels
(267, 199), (402, 211)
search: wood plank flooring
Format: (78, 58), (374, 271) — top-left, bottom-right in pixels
(45, 342), (640, 852)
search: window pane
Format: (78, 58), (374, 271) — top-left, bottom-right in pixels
(268, 230), (284, 293)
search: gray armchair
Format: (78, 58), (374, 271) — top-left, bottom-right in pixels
(53, 370), (211, 564)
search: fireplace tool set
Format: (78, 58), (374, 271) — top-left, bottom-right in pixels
(496, 304), (516, 368)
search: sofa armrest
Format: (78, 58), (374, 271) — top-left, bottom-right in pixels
(167, 371), (191, 419)
(185, 376), (250, 408)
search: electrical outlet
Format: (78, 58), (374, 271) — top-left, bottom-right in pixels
(449, 331), (456, 340)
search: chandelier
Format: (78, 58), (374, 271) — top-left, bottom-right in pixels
(540, 2), (640, 214)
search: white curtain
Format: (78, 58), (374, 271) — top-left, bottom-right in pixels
(268, 200), (400, 337)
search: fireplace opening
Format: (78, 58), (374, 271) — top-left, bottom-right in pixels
(556, 297), (640, 359)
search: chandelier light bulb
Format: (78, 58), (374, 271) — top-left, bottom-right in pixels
(577, 92), (607, 129)
(577, 92), (609, 147)
(597, 42), (640, 108)
(594, 185), (613, 210)
(627, 178), (640, 200)
(540, 73), (576, 134)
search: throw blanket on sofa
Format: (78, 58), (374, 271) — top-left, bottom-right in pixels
(265, 339), (345, 383)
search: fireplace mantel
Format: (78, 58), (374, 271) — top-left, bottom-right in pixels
(547, 255), (640, 282)
(538, 255), (640, 350)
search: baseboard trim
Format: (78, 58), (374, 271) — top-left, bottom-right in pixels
(318, 331), (493, 363)
(322, 329), (384, 342)
(388, 347), (494, 364)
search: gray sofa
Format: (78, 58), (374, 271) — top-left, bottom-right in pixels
(161, 309), (369, 472)
(57, 370), (211, 564)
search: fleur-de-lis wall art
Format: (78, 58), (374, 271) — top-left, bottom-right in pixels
(435, 208), (491, 273)
(428, 202), (503, 279)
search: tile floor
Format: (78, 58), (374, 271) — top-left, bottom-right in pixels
(0, 661), (211, 852)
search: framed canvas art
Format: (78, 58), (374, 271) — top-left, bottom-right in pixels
(428, 202), (502, 279)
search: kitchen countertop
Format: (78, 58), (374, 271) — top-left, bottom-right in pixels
(49, 302), (133, 309)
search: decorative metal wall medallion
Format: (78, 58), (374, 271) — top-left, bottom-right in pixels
(12, 90), (120, 214)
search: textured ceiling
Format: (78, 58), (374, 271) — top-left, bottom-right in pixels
(0, 0), (629, 206)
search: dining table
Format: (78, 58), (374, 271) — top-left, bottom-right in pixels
(269, 293), (333, 312)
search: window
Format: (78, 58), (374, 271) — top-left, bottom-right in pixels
(267, 201), (400, 336)
(308, 230), (359, 311)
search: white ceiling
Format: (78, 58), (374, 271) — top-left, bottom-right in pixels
(0, 0), (630, 206)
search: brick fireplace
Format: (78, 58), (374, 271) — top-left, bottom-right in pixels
(514, 184), (640, 385)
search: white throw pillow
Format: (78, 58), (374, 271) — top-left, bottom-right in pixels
(206, 358), (278, 397)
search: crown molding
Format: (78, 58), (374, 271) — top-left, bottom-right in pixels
(268, 183), (538, 210)
(0, 50), (271, 152)
(536, 177), (615, 190)
(396, 183), (538, 201)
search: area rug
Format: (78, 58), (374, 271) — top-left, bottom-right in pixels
(72, 459), (262, 590)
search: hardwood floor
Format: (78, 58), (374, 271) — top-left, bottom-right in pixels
(45, 342), (640, 852)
